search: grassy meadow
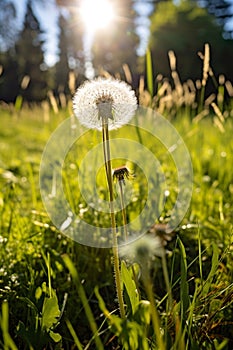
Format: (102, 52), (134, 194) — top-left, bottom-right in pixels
(0, 54), (233, 349)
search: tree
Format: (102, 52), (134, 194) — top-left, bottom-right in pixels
(149, 1), (233, 82)
(92, 0), (140, 76)
(197, 0), (233, 37)
(54, 15), (70, 95)
(0, 49), (19, 102)
(14, 0), (47, 101)
(54, 0), (86, 78)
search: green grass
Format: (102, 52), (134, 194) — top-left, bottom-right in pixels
(0, 92), (233, 349)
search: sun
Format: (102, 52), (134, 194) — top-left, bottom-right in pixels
(79, 0), (115, 31)
(80, 0), (115, 30)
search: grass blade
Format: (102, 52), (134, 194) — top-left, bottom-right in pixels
(65, 319), (83, 350)
(0, 301), (18, 350)
(146, 49), (154, 97)
(62, 254), (104, 350)
(178, 237), (190, 324)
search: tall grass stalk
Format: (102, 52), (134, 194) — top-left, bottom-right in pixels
(62, 254), (104, 350)
(65, 319), (83, 350)
(199, 43), (210, 113)
(178, 237), (190, 326)
(161, 248), (173, 312)
(142, 269), (165, 350)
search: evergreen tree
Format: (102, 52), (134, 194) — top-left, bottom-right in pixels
(55, 0), (86, 77)
(0, 49), (19, 102)
(15, 0), (47, 101)
(55, 15), (70, 95)
(149, 1), (233, 82)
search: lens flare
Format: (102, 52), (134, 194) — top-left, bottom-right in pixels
(80, 0), (115, 30)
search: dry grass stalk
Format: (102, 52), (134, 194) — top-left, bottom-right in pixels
(202, 43), (210, 86)
(157, 80), (171, 97)
(41, 100), (50, 123)
(205, 93), (216, 107)
(195, 79), (202, 90)
(198, 48), (217, 88)
(48, 90), (59, 114)
(213, 116), (225, 133)
(219, 74), (225, 85)
(68, 71), (76, 95)
(211, 102), (225, 123)
(193, 109), (209, 123)
(168, 50), (176, 71)
(187, 79), (196, 93)
(59, 92), (67, 109)
(98, 68), (113, 79)
(171, 71), (183, 97)
(225, 81), (233, 97)
(139, 75), (151, 106)
(139, 75), (145, 96)
(21, 75), (30, 90)
(158, 95), (173, 114)
(183, 83), (195, 106)
(122, 63), (132, 84)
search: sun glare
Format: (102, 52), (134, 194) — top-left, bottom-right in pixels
(80, 0), (115, 31)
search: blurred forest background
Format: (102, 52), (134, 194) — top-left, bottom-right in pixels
(0, 0), (233, 103)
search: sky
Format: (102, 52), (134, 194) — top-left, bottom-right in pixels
(12, 0), (155, 66)
(8, 0), (233, 67)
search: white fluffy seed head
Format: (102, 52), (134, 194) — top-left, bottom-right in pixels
(119, 234), (163, 267)
(73, 78), (137, 130)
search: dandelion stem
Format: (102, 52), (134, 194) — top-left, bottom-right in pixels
(102, 119), (125, 319)
(118, 180), (128, 240)
(102, 122), (110, 185)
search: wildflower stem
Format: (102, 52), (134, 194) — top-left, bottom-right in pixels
(118, 180), (128, 240)
(102, 120), (125, 319)
(102, 122), (110, 185)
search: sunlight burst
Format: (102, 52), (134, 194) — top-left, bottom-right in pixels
(80, 0), (115, 30)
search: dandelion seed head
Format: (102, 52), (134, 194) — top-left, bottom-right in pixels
(73, 78), (137, 130)
(112, 165), (132, 184)
(119, 234), (162, 267)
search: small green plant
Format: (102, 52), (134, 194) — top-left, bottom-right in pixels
(16, 282), (62, 348)
(14, 254), (62, 349)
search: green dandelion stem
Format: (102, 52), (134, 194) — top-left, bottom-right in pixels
(118, 180), (128, 240)
(102, 120), (110, 185)
(102, 120), (125, 319)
